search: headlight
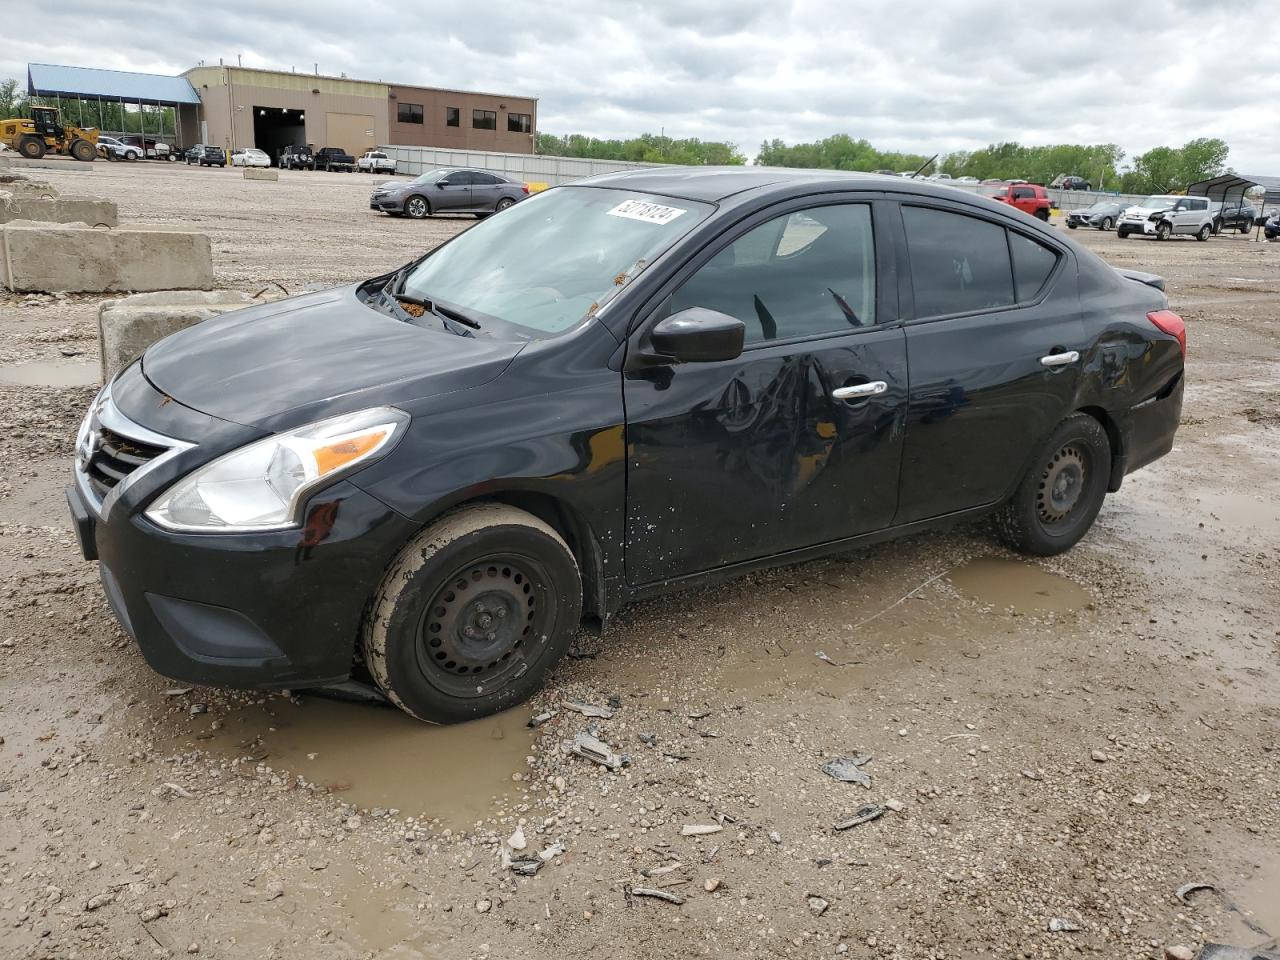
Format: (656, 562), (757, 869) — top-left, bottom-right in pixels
(145, 407), (408, 532)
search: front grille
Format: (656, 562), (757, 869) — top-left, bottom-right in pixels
(86, 426), (167, 502)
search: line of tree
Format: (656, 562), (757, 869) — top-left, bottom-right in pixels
(758, 133), (1232, 195)
(535, 132), (745, 165)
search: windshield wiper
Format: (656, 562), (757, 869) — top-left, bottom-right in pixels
(386, 291), (480, 336)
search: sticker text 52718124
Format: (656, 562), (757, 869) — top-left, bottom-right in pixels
(606, 199), (687, 226)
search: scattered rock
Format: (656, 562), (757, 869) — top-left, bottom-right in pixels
(704, 878), (721, 893)
(507, 826), (527, 851)
(1047, 918), (1082, 933)
(821, 755), (872, 787)
(1090, 749), (1108, 763)
(681, 824), (722, 837)
(476, 898), (492, 914)
(808, 895), (830, 917)
(563, 700), (614, 719)
(1164, 947), (1195, 960)
(630, 886), (686, 905)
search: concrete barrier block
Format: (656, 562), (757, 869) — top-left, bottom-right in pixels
(98, 290), (256, 380)
(0, 180), (60, 199)
(0, 156), (96, 173)
(243, 167), (279, 181)
(0, 224), (214, 294)
(0, 196), (116, 226)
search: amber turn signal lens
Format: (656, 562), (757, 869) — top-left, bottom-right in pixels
(313, 430), (390, 476)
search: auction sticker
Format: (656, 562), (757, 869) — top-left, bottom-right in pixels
(606, 199), (687, 225)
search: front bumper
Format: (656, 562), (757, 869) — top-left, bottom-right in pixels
(369, 194), (405, 212)
(1119, 218), (1157, 235)
(70, 369), (419, 689)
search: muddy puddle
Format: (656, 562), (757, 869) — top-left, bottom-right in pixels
(946, 557), (1088, 615)
(0, 358), (98, 388)
(174, 696), (537, 825)
(1192, 488), (1280, 534)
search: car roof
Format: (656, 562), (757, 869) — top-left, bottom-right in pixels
(573, 165), (972, 203)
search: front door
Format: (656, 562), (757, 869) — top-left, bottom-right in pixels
(1009, 184), (1039, 216)
(623, 199), (908, 586)
(435, 171), (473, 211)
(892, 200), (1087, 523)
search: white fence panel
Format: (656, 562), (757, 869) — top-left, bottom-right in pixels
(378, 145), (658, 186)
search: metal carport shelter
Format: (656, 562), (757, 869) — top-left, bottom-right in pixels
(1241, 174), (1280, 211)
(26, 63), (201, 146)
(1186, 173), (1257, 209)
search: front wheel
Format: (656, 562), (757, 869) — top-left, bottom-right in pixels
(1117, 229), (1129, 239)
(994, 413), (1111, 556)
(1100, 217), (1113, 231)
(1156, 221), (1172, 240)
(362, 504), (582, 723)
(404, 194), (429, 219)
(18, 136), (46, 159)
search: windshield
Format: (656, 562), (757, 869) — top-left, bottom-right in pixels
(979, 185), (1008, 198)
(412, 168), (454, 185)
(1140, 196), (1177, 208)
(401, 186), (713, 337)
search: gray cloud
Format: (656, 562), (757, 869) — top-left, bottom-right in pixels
(5, 0), (1278, 171)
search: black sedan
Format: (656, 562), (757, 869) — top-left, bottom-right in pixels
(68, 168), (1186, 723)
(1066, 201), (1124, 231)
(369, 168), (530, 219)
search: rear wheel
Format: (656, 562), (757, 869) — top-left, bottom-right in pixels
(1035, 208), (1050, 221)
(1240, 223), (1252, 234)
(404, 195), (430, 219)
(18, 136), (46, 159)
(362, 504), (582, 724)
(995, 413), (1111, 556)
(1196, 222), (1212, 242)
(1117, 228), (1129, 239)
(496, 197), (515, 212)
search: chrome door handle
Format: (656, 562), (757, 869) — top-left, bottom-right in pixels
(832, 381), (887, 400)
(1039, 351), (1079, 368)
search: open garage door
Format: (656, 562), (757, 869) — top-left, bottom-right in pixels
(325, 112), (376, 160)
(254, 106), (306, 165)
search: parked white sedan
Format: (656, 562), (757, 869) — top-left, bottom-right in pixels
(356, 150), (396, 174)
(230, 148), (272, 168)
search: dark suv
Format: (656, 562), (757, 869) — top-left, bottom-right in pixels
(187, 145), (225, 168)
(279, 144), (315, 170)
(1215, 202), (1257, 235)
(1057, 176), (1092, 191)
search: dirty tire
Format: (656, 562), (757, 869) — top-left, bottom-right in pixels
(994, 413), (1111, 557)
(70, 139), (96, 162)
(1196, 223), (1212, 242)
(1156, 221), (1172, 241)
(18, 136), (45, 160)
(496, 197), (515, 212)
(362, 503), (582, 724)
(404, 195), (429, 219)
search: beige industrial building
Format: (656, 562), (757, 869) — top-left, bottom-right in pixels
(176, 65), (537, 160)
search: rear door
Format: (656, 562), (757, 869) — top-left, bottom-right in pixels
(469, 172), (505, 211)
(623, 197), (909, 584)
(892, 200), (1086, 524)
(435, 170), (474, 211)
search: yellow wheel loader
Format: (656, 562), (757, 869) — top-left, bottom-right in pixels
(0, 106), (98, 161)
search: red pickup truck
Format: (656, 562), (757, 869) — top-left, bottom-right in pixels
(980, 182), (1053, 221)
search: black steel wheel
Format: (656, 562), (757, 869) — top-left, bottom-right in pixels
(363, 504), (582, 723)
(994, 413), (1111, 556)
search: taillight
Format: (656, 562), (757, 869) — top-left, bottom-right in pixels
(1148, 310), (1186, 359)
(521, 183), (530, 194)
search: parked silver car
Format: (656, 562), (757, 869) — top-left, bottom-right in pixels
(369, 168), (530, 219)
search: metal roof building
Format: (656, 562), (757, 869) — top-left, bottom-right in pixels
(27, 63), (200, 105)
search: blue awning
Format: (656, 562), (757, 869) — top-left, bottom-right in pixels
(27, 63), (200, 105)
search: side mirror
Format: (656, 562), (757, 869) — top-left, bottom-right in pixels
(436, 181), (449, 188)
(647, 307), (745, 363)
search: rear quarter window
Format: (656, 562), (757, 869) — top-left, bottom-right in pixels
(1009, 232), (1060, 302)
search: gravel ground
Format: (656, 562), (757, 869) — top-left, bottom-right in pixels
(0, 159), (1276, 960)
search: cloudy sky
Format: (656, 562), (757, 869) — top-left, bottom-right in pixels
(6, 0), (1279, 171)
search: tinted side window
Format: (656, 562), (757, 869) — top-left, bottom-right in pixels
(444, 171), (474, 185)
(472, 173), (501, 185)
(1012, 186), (1034, 199)
(1009, 232), (1059, 302)
(671, 204), (876, 344)
(902, 207), (1014, 318)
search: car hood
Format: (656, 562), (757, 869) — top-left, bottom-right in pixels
(141, 285), (523, 428)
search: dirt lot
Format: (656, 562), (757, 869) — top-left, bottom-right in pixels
(0, 160), (1276, 960)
